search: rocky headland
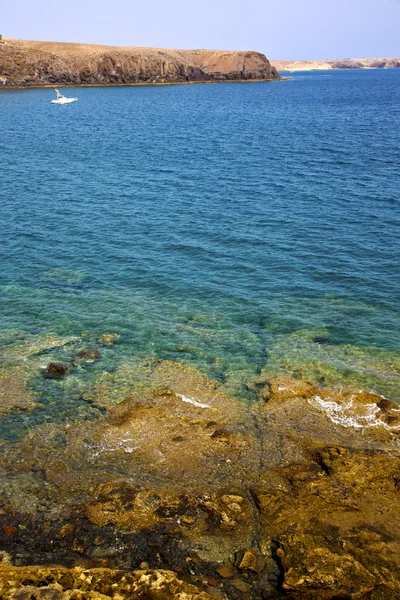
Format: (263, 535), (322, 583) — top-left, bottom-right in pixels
(272, 57), (400, 71)
(0, 39), (280, 87)
(0, 334), (399, 598)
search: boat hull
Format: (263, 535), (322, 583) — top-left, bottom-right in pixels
(51, 98), (77, 104)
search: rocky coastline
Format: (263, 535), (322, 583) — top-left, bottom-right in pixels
(0, 39), (281, 88)
(0, 333), (399, 598)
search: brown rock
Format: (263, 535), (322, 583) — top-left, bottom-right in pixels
(98, 333), (120, 345)
(0, 374), (37, 414)
(216, 565), (236, 579)
(349, 391), (386, 406)
(239, 550), (266, 574)
(378, 397), (399, 411)
(210, 428), (233, 440)
(42, 362), (69, 380)
(182, 49), (280, 81)
(0, 565), (215, 599)
(204, 587), (226, 598)
(231, 578), (250, 593)
(221, 494), (244, 506)
(76, 348), (102, 361)
(253, 447), (400, 598)
(261, 376), (316, 403)
(55, 524), (74, 539)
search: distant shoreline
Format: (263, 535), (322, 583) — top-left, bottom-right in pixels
(276, 67), (396, 72)
(272, 57), (400, 72)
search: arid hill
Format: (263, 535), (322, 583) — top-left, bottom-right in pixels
(0, 38), (280, 87)
(272, 57), (400, 71)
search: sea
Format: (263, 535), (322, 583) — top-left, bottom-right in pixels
(1, 70), (399, 440)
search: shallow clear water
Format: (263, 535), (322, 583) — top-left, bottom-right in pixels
(1, 70), (399, 437)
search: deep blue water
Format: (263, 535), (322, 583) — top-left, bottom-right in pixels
(1, 70), (399, 420)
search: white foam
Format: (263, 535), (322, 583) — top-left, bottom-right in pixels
(309, 395), (400, 431)
(176, 393), (210, 409)
(85, 435), (138, 459)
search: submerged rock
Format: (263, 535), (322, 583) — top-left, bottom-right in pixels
(2, 335), (79, 361)
(259, 375), (316, 403)
(239, 550), (266, 574)
(42, 362), (70, 380)
(0, 361), (399, 598)
(262, 328), (400, 402)
(0, 374), (37, 414)
(216, 565), (236, 579)
(76, 348), (102, 362)
(0, 334), (82, 414)
(97, 334), (120, 345)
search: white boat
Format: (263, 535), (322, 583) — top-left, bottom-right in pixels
(51, 89), (78, 105)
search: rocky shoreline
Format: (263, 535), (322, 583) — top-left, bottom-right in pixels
(0, 334), (399, 598)
(0, 39), (281, 88)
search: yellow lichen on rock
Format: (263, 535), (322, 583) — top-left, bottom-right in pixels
(0, 565), (215, 599)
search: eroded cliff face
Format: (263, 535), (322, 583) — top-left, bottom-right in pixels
(0, 335), (399, 599)
(182, 49), (279, 81)
(0, 39), (280, 87)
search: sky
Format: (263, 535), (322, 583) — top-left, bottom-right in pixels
(3, 0), (400, 59)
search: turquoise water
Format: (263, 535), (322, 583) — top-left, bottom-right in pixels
(1, 70), (399, 437)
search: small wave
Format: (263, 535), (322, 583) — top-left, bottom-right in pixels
(176, 393), (210, 409)
(309, 394), (400, 431)
(85, 436), (138, 459)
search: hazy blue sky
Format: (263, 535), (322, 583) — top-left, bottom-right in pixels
(4, 0), (400, 59)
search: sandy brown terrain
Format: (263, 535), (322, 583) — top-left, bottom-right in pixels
(272, 57), (400, 71)
(0, 38), (280, 87)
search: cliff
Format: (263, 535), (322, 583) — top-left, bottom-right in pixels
(272, 57), (400, 71)
(0, 38), (280, 87)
